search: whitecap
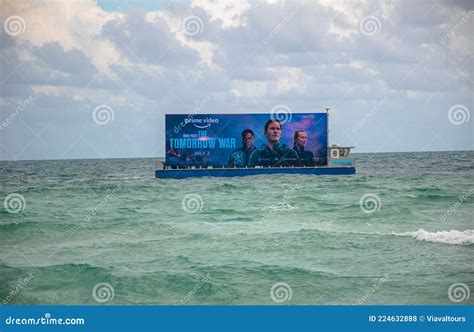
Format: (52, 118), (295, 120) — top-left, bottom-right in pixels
(396, 229), (474, 245)
(269, 203), (298, 212)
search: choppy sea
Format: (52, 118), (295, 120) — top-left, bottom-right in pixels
(1, 151), (473, 305)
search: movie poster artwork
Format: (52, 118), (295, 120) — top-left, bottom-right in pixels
(165, 113), (328, 167)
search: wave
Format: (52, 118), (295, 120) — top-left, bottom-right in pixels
(216, 217), (255, 222)
(206, 183), (242, 191)
(6, 262), (112, 274)
(416, 193), (457, 200)
(202, 208), (242, 215)
(289, 228), (474, 246)
(263, 203), (298, 212)
(0, 221), (40, 229)
(395, 229), (474, 245)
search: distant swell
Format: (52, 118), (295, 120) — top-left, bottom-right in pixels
(395, 229), (474, 245)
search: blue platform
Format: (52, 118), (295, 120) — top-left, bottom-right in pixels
(156, 166), (356, 179)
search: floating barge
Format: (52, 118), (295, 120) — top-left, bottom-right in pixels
(156, 146), (355, 179)
(156, 109), (356, 179)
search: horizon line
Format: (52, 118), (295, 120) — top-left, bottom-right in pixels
(1, 148), (472, 162)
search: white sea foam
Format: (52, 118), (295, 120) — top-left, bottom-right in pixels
(397, 229), (474, 245)
(272, 204), (298, 212)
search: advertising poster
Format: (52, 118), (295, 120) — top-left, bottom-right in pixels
(166, 113), (328, 167)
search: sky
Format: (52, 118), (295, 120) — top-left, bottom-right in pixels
(0, 0), (472, 161)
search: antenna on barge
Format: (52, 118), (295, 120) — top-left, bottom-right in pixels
(326, 107), (330, 146)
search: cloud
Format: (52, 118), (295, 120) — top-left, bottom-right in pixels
(33, 42), (98, 75)
(101, 9), (200, 66)
(0, 0), (472, 160)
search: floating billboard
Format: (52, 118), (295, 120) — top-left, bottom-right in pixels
(165, 113), (328, 167)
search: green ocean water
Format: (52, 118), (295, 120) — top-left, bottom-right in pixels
(0, 151), (473, 305)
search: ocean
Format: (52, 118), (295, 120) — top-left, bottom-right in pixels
(1, 151), (473, 305)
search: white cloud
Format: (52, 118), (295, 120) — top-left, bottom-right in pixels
(192, 0), (252, 28)
(272, 67), (312, 94)
(0, 0), (472, 160)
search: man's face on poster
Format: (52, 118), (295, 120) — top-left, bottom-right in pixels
(296, 131), (308, 148)
(243, 133), (254, 149)
(265, 121), (281, 143)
